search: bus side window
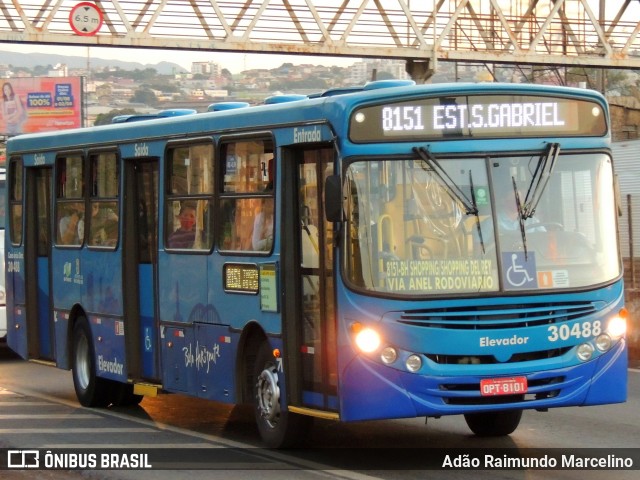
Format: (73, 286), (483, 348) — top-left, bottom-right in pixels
(219, 138), (274, 253)
(88, 152), (119, 248)
(165, 142), (214, 251)
(166, 199), (212, 249)
(56, 155), (84, 246)
(9, 158), (23, 245)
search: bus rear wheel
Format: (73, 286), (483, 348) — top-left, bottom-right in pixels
(253, 342), (310, 448)
(464, 409), (522, 436)
(72, 318), (110, 407)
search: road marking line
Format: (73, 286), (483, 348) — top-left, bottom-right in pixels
(0, 389), (20, 395)
(0, 427), (156, 434)
(1, 384), (383, 480)
(0, 414), (101, 419)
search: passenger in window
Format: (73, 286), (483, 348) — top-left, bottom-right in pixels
(252, 200), (274, 251)
(59, 204), (84, 245)
(168, 203), (197, 248)
(90, 203), (119, 246)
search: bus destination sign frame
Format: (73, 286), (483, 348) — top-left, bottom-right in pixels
(350, 94), (607, 142)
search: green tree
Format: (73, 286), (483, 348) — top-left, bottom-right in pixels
(33, 64), (53, 76)
(9, 65), (33, 76)
(93, 67), (127, 80)
(130, 68), (159, 81)
(566, 67), (636, 97)
(93, 108), (137, 126)
(148, 83), (179, 93)
(130, 88), (158, 106)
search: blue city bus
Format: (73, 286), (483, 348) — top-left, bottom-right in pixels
(0, 165), (6, 340)
(4, 81), (627, 447)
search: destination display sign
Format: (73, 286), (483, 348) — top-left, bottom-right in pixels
(349, 94), (607, 142)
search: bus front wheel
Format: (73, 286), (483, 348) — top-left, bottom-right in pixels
(253, 342), (310, 448)
(72, 318), (110, 407)
(464, 409), (522, 436)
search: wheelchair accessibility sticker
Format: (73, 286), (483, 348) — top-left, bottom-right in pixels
(502, 252), (537, 290)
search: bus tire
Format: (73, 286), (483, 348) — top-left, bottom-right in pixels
(253, 342), (310, 448)
(71, 318), (110, 407)
(464, 409), (522, 436)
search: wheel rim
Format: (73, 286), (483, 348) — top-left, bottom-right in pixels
(256, 365), (281, 428)
(75, 332), (91, 391)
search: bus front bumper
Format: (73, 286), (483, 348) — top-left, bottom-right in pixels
(338, 339), (627, 422)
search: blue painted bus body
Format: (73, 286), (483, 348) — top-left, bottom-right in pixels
(4, 82), (626, 429)
(336, 281), (626, 421)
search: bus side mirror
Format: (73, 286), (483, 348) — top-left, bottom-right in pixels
(325, 175), (343, 223)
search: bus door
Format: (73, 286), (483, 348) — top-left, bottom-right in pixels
(122, 158), (160, 382)
(24, 167), (54, 360)
(282, 146), (338, 413)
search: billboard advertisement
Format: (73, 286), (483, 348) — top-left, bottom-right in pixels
(1, 77), (82, 136)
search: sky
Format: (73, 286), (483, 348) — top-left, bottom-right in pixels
(0, 43), (360, 74)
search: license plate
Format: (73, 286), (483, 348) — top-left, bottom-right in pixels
(480, 376), (528, 396)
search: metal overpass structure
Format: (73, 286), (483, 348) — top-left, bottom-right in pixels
(0, 0), (639, 80)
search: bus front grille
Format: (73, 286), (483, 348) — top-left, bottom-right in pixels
(425, 346), (572, 365)
(395, 301), (597, 330)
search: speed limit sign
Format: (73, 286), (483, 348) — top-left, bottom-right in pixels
(69, 2), (104, 36)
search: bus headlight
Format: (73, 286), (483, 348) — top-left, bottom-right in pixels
(380, 347), (397, 364)
(354, 327), (381, 353)
(577, 343), (594, 362)
(405, 354), (422, 372)
(607, 311), (627, 339)
(595, 334), (612, 352)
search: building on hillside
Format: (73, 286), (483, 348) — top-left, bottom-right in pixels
(48, 64), (68, 77)
(348, 59), (410, 84)
(191, 61), (221, 77)
(0, 64), (12, 77)
(348, 62), (369, 84)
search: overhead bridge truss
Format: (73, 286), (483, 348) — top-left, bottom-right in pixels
(0, 0), (639, 69)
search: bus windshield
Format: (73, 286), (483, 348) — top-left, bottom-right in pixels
(344, 152), (620, 295)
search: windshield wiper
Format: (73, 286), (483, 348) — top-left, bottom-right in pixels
(413, 146), (485, 254)
(413, 147), (477, 215)
(512, 176), (529, 260)
(468, 169), (485, 254)
(522, 142), (560, 220)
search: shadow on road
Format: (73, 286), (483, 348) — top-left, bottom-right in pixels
(0, 342), (20, 361)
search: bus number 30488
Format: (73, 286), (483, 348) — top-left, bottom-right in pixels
(547, 321), (602, 342)
(6, 261), (21, 273)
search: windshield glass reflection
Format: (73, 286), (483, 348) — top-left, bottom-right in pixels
(344, 153), (619, 296)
